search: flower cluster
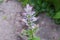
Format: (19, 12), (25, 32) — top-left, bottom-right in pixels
(22, 4), (38, 29)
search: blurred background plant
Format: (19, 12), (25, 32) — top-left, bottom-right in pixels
(18, 0), (60, 24)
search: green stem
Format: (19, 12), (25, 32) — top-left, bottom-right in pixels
(31, 29), (33, 40)
(27, 15), (34, 40)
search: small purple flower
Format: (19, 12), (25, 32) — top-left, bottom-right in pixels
(23, 4), (35, 16)
(31, 16), (38, 21)
(24, 4), (32, 13)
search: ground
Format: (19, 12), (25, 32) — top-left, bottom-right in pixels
(36, 14), (60, 40)
(0, 0), (23, 40)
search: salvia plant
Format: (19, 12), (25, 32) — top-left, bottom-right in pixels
(21, 4), (40, 40)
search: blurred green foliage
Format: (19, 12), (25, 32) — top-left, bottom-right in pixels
(18, 0), (60, 24)
(46, 0), (60, 24)
(0, 0), (3, 3)
(46, 0), (60, 11)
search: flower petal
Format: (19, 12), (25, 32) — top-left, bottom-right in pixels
(32, 17), (37, 21)
(24, 4), (33, 13)
(22, 19), (27, 23)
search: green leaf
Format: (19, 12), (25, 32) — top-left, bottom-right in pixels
(32, 37), (40, 40)
(53, 11), (60, 19)
(27, 30), (33, 36)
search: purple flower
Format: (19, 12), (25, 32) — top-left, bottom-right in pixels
(23, 4), (35, 16)
(24, 4), (32, 12)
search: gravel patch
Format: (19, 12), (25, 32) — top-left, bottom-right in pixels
(0, 0), (23, 40)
